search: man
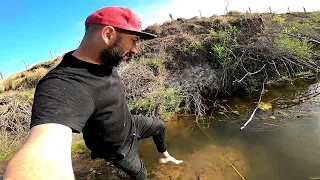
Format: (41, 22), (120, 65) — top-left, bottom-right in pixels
(4, 6), (182, 180)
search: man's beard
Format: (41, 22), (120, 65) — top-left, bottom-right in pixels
(99, 36), (124, 67)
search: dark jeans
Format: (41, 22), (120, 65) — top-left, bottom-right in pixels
(110, 115), (167, 180)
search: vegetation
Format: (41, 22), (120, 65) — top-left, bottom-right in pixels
(71, 140), (89, 154)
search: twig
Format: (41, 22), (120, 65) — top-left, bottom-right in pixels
(234, 64), (266, 83)
(220, 155), (246, 180)
(309, 177), (320, 180)
(240, 82), (265, 131)
(181, 121), (197, 134)
(197, 123), (214, 141)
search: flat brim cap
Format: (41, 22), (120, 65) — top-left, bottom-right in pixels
(85, 6), (157, 39)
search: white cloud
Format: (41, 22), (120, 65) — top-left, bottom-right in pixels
(136, 0), (320, 28)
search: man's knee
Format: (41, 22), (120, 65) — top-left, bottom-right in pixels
(156, 118), (166, 132)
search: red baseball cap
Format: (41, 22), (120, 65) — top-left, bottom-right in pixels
(85, 6), (157, 39)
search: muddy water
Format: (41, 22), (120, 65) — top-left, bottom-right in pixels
(139, 77), (320, 180)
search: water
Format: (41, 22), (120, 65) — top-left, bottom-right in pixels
(139, 77), (320, 179)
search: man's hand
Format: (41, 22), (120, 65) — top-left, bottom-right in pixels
(159, 150), (183, 164)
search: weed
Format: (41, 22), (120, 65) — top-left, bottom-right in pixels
(212, 45), (226, 59)
(184, 41), (202, 54)
(217, 26), (238, 43)
(281, 27), (297, 34)
(273, 15), (285, 25)
(209, 28), (217, 37)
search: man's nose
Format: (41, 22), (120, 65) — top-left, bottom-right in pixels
(130, 44), (138, 54)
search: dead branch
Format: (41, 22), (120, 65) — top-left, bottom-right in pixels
(234, 64), (266, 83)
(240, 81), (265, 131)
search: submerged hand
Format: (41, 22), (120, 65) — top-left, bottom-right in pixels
(159, 150), (183, 164)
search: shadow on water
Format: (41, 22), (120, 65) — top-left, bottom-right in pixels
(138, 77), (320, 180)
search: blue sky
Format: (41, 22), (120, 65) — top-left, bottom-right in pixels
(1, 0), (319, 78)
(0, 0), (170, 78)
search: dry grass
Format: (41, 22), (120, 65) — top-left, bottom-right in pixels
(0, 68), (48, 93)
(0, 54), (61, 93)
(226, 10), (244, 16)
(213, 16), (237, 26)
(0, 91), (32, 161)
(119, 62), (164, 101)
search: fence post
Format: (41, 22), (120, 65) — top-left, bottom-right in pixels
(0, 70), (3, 80)
(50, 50), (54, 59)
(224, 1), (229, 14)
(269, 7), (272, 14)
(23, 60), (28, 69)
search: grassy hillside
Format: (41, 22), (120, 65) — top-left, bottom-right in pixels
(0, 11), (319, 162)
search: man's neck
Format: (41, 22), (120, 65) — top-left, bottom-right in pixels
(72, 41), (104, 65)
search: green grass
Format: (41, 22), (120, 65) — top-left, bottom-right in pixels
(71, 141), (89, 154)
(0, 133), (27, 163)
(128, 88), (182, 120)
(0, 149), (16, 162)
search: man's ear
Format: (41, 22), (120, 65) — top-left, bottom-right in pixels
(101, 26), (116, 46)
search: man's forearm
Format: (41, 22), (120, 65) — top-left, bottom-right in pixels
(4, 147), (74, 180)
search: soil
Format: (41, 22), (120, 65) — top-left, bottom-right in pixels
(72, 153), (128, 180)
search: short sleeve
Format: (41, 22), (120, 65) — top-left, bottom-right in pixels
(30, 75), (94, 133)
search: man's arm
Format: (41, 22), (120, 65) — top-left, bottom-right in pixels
(4, 123), (74, 180)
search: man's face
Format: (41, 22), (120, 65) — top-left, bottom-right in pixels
(100, 29), (139, 67)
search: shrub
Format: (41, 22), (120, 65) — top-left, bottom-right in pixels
(275, 35), (313, 58)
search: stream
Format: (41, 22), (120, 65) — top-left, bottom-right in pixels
(138, 76), (320, 180)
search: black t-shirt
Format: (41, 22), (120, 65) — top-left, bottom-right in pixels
(30, 50), (134, 157)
